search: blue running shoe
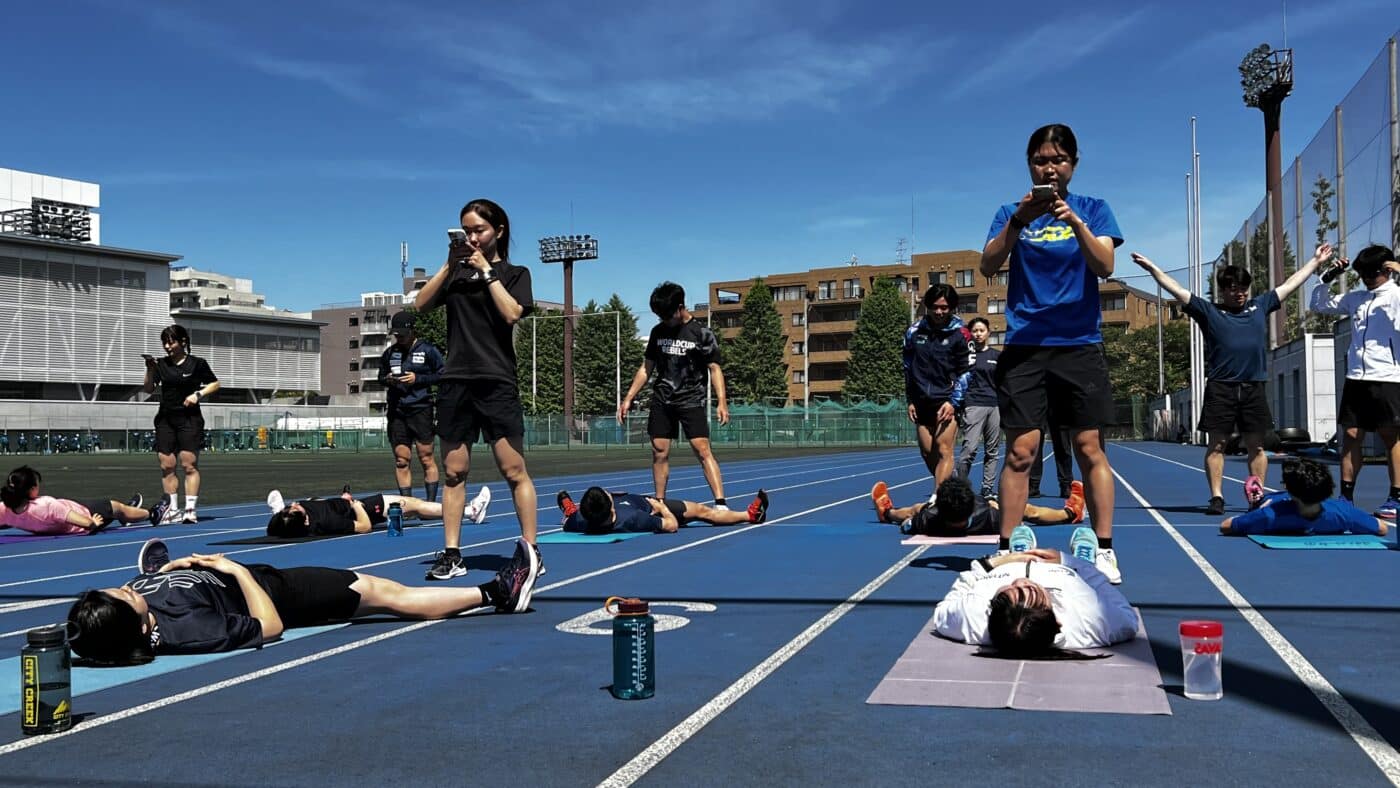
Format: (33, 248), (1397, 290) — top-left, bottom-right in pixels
(1070, 526), (1097, 563)
(1374, 498), (1398, 521)
(1009, 524), (1036, 553)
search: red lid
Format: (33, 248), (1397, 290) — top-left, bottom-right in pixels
(1179, 620), (1223, 638)
(608, 597), (649, 615)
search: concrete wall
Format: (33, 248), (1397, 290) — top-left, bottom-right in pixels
(0, 400), (372, 432)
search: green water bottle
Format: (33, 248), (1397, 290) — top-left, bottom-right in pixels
(606, 597), (655, 700)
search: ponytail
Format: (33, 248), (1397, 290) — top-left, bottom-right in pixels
(1, 465), (40, 511)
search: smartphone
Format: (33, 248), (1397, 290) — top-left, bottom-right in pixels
(447, 228), (468, 246)
(141, 353), (156, 362)
(1031, 184), (1057, 201)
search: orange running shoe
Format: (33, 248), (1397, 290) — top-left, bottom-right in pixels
(1064, 480), (1086, 524)
(871, 481), (894, 523)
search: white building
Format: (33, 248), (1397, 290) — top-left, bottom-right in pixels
(0, 167), (100, 245)
(169, 266), (269, 313)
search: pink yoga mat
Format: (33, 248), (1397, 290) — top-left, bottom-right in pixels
(900, 534), (1000, 546)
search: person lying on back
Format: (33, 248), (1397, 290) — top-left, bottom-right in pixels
(555, 487), (768, 534)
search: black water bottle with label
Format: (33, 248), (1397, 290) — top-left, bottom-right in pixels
(1321, 258), (1349, 284)
(20, 625), (72, 735)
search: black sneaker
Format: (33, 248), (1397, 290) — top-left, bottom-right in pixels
(147, 499), (170, 526)
(532, 541), (547, 577)
(493, 539), (540, 613)
(138, 538), (169, 574)
(1205, 496), (1226, 516)
(425, 550), (466, 581)
(1059, 485), (1072, 499)
(127, 493), (143, 510)
(746, 489), (770, 523)
(556, 490), (577, 519)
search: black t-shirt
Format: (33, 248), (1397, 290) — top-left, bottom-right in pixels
(909, 497), (996, 536)
(130, 569), (263, 654)
(441, 260), (534, 383)
(298, 498), (357, 536)
(644, 319), (721, 408)
(152, 355), (218, 414)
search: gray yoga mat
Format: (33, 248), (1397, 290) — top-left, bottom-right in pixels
(867, 608), (1171, 715)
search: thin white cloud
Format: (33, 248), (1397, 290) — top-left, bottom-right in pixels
(101, 160), (480, 186)
(1164, 1), (1397, 67)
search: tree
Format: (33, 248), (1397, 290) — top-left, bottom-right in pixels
(843, 276), (910, 401)
(1102, 321), (1189, 399)
(1302, 173), (1345, 334)
(409, 305), (448, 356)
(574, 295), (647, 417)
(723, 279), (788, 406)
(515, 308), (564, 415)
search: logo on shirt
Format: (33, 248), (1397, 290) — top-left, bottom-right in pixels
(1024, 225), (1075, 243)
(131, 569), (229, 595)
(657, 338), (698, 356)
(411, 351), (426, 364)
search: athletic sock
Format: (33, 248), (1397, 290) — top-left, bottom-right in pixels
(1390, 486), (1400, 502)
(1097, 537), (1113, 549)
(478, 582), (502, 608)
(1341, 480), (1356, 500)
(426, 481), (439, 503)
(398, 486), (412, 497)
(998, 537), (1010, 550)
(1063, 507), (1075, 521)
(444, 546), (460, 559)
(184, 495), (197, 513)
(714, 498), (726, 507)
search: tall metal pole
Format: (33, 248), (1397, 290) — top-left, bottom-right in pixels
(531, 317), (537, 400)
(803, 295), (810, 418)
(1157, 280), (1164, 395)
(1186, 171), (1197, 438)
(1390, 37), (1399, 252)
(615, 311), (621, 414)
(563, 258), (575, 441)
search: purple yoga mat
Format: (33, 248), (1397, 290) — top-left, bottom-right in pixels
(867, 608), (1171, 715)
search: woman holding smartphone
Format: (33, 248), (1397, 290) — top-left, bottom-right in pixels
(978, 123), (1124, 583)
(143, 325), (219, 524)
(414, 199), (540, 587)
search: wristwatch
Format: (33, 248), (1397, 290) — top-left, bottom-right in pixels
(480, 268), (498, 284)
(1007, 215), (1027, 234)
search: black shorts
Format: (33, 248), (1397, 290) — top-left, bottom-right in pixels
(995, 344), (1112, 431)
(247, 565), (361, 628)
(388, 408), (435, 447)
(77, 499), (116, 526)
(359, 494), (387, 526)
(436, 379), (525, 445)
(661, 498), (688, 522)
(912, 399), (951, 428)
(154, 410), (204, 455)
(1338, 379), (1400, 429)
(1199, 379), (1273, 435)
(647, 403), (710, 441)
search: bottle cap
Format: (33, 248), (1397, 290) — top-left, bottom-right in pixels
(605, 596), (649, 615)
(26, 624), (67, 648)
(1179, 620), (1223, 638)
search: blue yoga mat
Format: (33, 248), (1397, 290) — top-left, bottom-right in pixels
(536, 531), (649, 544)
(0, 623), (346, 715)
(1248, 534), (1390, 550)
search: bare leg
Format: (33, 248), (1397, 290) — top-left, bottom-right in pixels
(932, 419), (958, 485)
(885, 502), (926, 523)
(158, 452), (178, 498)
(915, 423), (939, 486)
(350, 573), (486, 618)
(393, 444), (413, 491)
(1382, 428), (1400, 491)
(997, 428), (1040, 537)
(440, 441), (471, 550)
(1341, 427), (1363, 491)
(651, 437), (672, 498)
(108, 500), (149, 522)
(385, 495), (442, 520)
(1023, 503), (1069, 525)
(492, 436), (536, 544)
(690, 437), (724, 501)
(1242, 432), (1268, 481)
(416, 440), (439, 485)
(683, 500), (748, 525)
(1072, 428), (1114, 540)
(1204, 432), (1229, 499)
(179, 450), (200, 496)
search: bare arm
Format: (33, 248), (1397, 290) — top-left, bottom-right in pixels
(709, 363), (729, 425)
(980, 191), (1052, 276)
(162, 555), (285, 642)
(1275, 243), (1334, 302)
(1129, 253), (1192, 304)
(350, 500), (373, 534)
(618, 360), (654, 423)
(484, 274), (525, 324)
(648, 497), (679, 533)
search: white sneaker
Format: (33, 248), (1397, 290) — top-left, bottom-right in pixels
(267, 490), (285, 513)
(182, 510), (198, 524)
(713, 503), (729, 512)
(1095, 548), (1122, 585)
(159, 505), (184, 526)
(466, 486), (492, 524)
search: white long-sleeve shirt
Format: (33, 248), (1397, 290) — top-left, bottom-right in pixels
(931, 556), (1138, 648)
(1309, 277), (1400, 382)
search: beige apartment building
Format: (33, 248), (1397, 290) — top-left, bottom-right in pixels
(707, 250), (1171, 405)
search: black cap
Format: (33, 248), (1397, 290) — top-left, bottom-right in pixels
(26, 624), (67, 648)
(390, 312), (416, 336)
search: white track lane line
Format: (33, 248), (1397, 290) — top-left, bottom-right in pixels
(0, 470), (925, 756)
(598, 539), (932, 787)
(1113, 442), (1280, 493)
(1111, 464), (1400, 783)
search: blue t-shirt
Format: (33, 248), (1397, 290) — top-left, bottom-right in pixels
(562, 492), (662, 533)
(1227, 495), (1381, 535)
(986, 193), (1123, 346)
(1183, 292), (1280, 382)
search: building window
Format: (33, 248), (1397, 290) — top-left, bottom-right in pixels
(987, 272), (1008, 287)
(792, 370), (805, 383)
(842, 278), (862, 298)
(348, 316), (359, 326)
(792, 313), (805, 326)
(1101, 294), (1127, 311)
(987, 298), (1005, 314)
(349, 339), (359, 349)
(928, 271), (946, 285)
(958, 299), (978, 314)
(956, 269), (974, 287)
(991, 331), (1006, 345)
(772, 285), (804, 302)
(817, 280), (835, 300)
(792, 341), (804, 355)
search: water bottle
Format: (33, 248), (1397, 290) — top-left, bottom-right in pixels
(606, 596), (655, 700)
(387, 501), (403, 537)
(1179, 620), (1224, 701)
(20, 625), (72, 735)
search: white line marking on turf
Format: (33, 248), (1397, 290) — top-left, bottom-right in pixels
(596, 543), (932, 788)
(0, 467), (920, 755)
(1112, 465), (1400, 784)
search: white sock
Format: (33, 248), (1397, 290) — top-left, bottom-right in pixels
(184, 495), (198, 512)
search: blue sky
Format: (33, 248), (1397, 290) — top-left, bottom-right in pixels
(4, 1), (1396, 317)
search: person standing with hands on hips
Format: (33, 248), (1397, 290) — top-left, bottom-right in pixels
(380, 311), (445, 503)
(143, 325), (219, 524)
(1309, 244), (1400, 520)
(619, 282), (730, 507)
(414, 199), (541, 587)
(979, 123), (1124, 583)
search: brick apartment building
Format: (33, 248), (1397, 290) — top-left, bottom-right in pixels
(706, 249), (1171, 406)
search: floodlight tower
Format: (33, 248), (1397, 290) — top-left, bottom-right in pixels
(1240, 43), (1294, 344)
(538, 234), (599, 441)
